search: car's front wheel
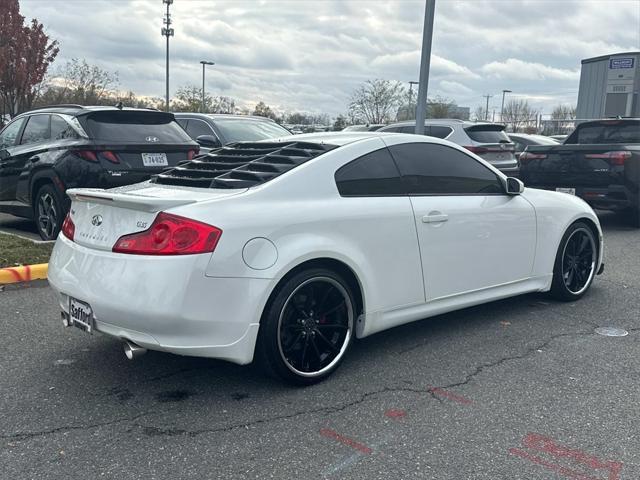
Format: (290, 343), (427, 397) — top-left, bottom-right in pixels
(34, 184), (64, 241)
(549, 221), (598, 301)
(257, 268), (356, 385)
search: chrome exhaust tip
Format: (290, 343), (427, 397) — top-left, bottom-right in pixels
(123, 340), (147, 360)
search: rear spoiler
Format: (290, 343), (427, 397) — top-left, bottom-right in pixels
(66, 188), (197, 213)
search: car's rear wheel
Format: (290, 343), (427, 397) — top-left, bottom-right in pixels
(257, 268), (355, 385)
(34, 184), (64, 241)
(549, 221), (598, 301)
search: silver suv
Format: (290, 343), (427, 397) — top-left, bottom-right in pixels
(379, 119), (518, 174)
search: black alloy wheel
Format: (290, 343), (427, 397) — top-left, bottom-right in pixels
(257, 268), (356, 385)
(550, 222), (597, 301)
(34, 184), (64, 241)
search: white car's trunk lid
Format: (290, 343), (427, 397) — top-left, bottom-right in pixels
(66, 184), (245, 251)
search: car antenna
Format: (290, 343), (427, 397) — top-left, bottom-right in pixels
(115, 102), (124, 110)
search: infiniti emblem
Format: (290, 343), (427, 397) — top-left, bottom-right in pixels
(146, 136), (159, 142)
(91, 214), (103, 226)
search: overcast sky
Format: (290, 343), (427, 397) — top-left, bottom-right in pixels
(20, 0), (640, 117)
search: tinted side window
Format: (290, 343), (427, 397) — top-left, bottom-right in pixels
(0, 118), (26, 148)
(186, 119), (216, 139)
(382, 126), (403, 133)
(51, 115), (79, 140)
(176, 119), (188, 129)
(429, 126), (452, 139)
(335, 148), (404, 196)
(20, 115), (50, 145)
(389, 143), (504, 195)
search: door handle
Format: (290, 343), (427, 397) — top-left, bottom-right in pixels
(29, 155), (40, 163)
(422, 213), (449, 223)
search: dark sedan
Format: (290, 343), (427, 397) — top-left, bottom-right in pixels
(174, 113), (292, 153)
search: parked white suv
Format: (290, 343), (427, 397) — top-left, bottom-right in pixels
(379, 119), (519, 174)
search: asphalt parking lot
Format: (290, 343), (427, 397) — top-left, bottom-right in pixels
(0, 212), (41, 242)
(1, 211), (639, 480)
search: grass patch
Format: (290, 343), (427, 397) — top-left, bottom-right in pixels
(0, 233), (53, 268)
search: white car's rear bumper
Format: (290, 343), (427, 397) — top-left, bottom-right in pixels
(48, 235), (271, 364)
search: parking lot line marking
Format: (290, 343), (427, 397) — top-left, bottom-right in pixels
(427, 387), (473, 405)
(509, 433), (623, 480)
(384, 409), (406, 419)
(319, 428), (372, 454)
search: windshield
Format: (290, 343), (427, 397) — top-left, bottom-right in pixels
(464, 125), (511, 143)
(213, 117), (291, 143)
(83, 111), (192, 144)
(572, 121), (640, 144)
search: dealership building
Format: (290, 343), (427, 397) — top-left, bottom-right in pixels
(576, 51), (640, 119)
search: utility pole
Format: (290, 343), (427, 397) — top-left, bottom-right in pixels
(482, 94), (492, 121)
(200, 61), (214, 113)
(161, 0), (174, 112)
(415, 0), (436, 135)
(500, 89), (512, 123)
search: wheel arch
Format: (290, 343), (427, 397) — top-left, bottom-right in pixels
(30, 169), (64, 207)
(259, 257), (365, 328)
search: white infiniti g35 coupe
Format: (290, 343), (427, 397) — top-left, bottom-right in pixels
(48, 132), (604, 384)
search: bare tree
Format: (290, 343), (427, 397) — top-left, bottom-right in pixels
(472, 106), (488, 122)
(253, 101), (278, 121)
(502, 99), (537, 132)
(427, 96), (455, 119)
(211, 96), (236, 114)
(545, 104), (577, 134)
(348, 79), (405, 124)
(36, 58), (118, 106)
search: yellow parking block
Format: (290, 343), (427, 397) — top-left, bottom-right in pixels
(0, 263), (48, 284)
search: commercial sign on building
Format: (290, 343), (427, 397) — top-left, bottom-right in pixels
(609, 57), (635, 69)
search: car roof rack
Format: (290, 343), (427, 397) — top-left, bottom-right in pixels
(29, 104), (86, 111)
(153, 141), (337, 189)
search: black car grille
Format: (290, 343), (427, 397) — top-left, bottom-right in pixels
(153, 141), (337, 189)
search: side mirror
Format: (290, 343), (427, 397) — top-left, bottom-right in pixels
(195, 135), (222, 149)
(0, 149), (9, 160)
(506, 177), (525, 195)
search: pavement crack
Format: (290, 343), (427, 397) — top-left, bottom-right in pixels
(1, 410), (162, 443)
(437, 330), (594, 391)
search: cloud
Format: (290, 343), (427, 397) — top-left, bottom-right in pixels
(480, 59), (581, 82)
(18, 0), (640, 116)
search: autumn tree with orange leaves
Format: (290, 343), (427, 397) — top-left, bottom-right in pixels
(0, 0), (59, 119)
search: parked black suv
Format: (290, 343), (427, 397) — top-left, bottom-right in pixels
(0, 105), (198, 239)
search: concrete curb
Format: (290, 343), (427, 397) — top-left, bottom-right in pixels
(0, 264), (48, 285)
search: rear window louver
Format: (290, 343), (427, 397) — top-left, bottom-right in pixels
(153, 141), (337, 189)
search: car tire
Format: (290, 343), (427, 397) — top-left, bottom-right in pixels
(628, 207), (640, 228)
(256, 268), (356, 386)
(549, 221), (598, 301)
(34, 184), (64, 241)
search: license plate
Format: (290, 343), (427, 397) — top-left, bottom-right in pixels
(68, 297), (95, 334)
(141, 152), (168, 167)
(556, 187), (576, 195)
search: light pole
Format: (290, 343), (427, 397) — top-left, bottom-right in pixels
(161, 0), (174, 112)
(500, 89), (512, 123)
(415, 0), (436, 135)
(200, 61), (214, 113)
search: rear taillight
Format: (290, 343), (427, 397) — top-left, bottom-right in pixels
(112, 212), (222, 255)
(585, 151), (632, 166)
(187, 149), (198, 160)
(100, 151), (120, 164)
(464, 146), (489, 154)
(61, 213), (75, 240)
(73, 150), (120, 164)
(74, 150), (98, 162)
(520, 152), (548, 162)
